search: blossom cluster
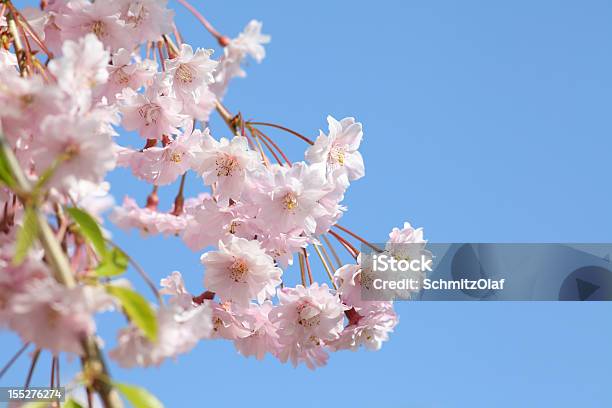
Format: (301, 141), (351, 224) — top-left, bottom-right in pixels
(0, 0), (426, 393)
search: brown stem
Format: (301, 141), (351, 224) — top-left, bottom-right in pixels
(302, 248), (314, 285)
(6, 7), (28, 76)
(157, 41), (166, 71)
(333, 224), (383, 253)
(298, 252), (307, 287)
(322, 235), (342, 270)
(171, 173), (187, 216)
(15, 9), (53, 58)
(193, 291), (215, 304)
(175, 0), (230, 46)
(313, 243), (337, 289)
(251, 127), (292, 165)
(0, 342), (30, 379)
(329, 230), (359, 259)
(247, 122), (314, 145)
(50, 356), (56, 387)
(24, 348), (40, 389)
(145, 185), (159, 210)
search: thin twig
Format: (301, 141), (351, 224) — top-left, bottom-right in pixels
(247, 121), (314, 145)
(50, 356), (56, 388)
(175, 0), (229, 46)
(55, 356), (59, 387)
(298, 252), (306, 287)
(250, 127), (283, 165)
(314, 243), (337, 289)
(106, 239), (162, 304)
(171, 173), (187, 216)
(0, 342), (30, 380)
(24, 349), (41, 389)
(333, 224), (383, 253)
(251, 127), (292, 165)
(302, 248), (313, 285)
(329, 230), (359, 259)
(322, 234), (342, 269)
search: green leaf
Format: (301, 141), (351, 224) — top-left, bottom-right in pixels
(62, 399), (85, 408)
(0, 145), (16, 188)
(115, 382), (164, 408)
(96, 246), (129, 277)
(13, 206), (39, 265)
(106, 285), (157, 342)
(67, 207), (107, 258)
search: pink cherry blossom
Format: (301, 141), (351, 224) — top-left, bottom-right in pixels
(330, 305), (398, 352)
(334, 254), (399, 310)
(48, 34), (111, 110)
(0, 256), (50, 326)
(201, 236), (282, 305)
(32, 114), (116, 191)
(269, 283), (346, 368)
(385, 221), (427, 260)
(181, 196), (234, 251)
(9, 280), (114, 355)
(232, 301), (281, 360)
(160, 271), (193, 309)
(119, 81), (187, 140)
(211, 20), (270, 98)
(209, 301), (252, 340)
(0, 70), (64, 144)
(109, 196), (158, 234)
(253, 162), (330, 236)
(110, 302), (212, 367)
(306, 116), (365, 181)
(118, 0), (174, 43)
(260, 231), (309, 267)
(97, 48), (157, 103)
(166, 44), (217, 94)
(56, 0), (135, 52)
(121, 129), (203, 185)
(232, 20), (271, 63)
(196, 134), (261, 203)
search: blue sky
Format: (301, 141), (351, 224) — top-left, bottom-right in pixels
(2, 0), (612, 407)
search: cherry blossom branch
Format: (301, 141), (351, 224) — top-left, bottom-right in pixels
(175, 0), (230, 46)
(16, 11), (53, 58)
(0, 132), (123, 408)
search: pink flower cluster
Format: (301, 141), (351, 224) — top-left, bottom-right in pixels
(0, 0), (426, 375)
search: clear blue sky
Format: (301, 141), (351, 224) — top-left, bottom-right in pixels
(2, 0), (612, 407)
